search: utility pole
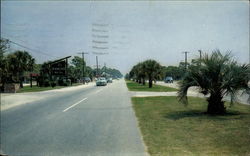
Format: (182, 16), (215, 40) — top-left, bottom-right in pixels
(96, 56), (99, 77)
(182, 51), (190, 70)
(198, 50), (202, 60)
(104, 63), (106, 77)
(198, 50), (202, 65)
(78, 52), (89, 84)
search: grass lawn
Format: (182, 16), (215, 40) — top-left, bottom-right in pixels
(17, 83), (83, 93)
(126, 81), (178, 92)
(132, 96), (250, 156)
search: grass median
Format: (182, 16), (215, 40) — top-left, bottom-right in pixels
(126, 81), (177, 92)
(132, 96), (250, 155)
(17, 83), (83, 93)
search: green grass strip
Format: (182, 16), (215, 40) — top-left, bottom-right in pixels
(132, 96), (250, 156)
(126, 81), (178, 92)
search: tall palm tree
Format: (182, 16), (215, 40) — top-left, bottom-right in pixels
(0, 38), (10, 91)
(143, 59), (162, 88)
(178, 50), (250, 114)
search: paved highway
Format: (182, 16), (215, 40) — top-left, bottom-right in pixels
(0, 80), (147, 156)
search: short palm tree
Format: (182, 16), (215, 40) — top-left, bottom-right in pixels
(178, 50), (250, 114)
(143, 59), (162, 88)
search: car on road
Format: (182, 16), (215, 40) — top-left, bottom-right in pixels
(96, 77), (107, 86)
(107, 78), (113, 83)
(83, 77), (91, 83)
(164, 76), (173, 83)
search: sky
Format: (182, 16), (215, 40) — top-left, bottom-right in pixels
(1, 0), (249, 74)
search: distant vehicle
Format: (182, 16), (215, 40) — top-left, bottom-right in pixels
(83, 77), (91, 83)
(96, 77), (107, 86)
(107, 78), (113, 83)
(164, 76), (173, 83)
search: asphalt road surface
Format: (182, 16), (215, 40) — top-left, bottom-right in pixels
(0, 80), (147, 156)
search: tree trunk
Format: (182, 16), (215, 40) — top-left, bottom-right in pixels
(138, 78), (142, 84)
(207, 92), (226, 115)
(19, 72), (24, 88)
(142, 78), (145, 85)
(149, 76), (153, 88)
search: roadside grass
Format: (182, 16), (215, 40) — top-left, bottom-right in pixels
(17, 83), (83, 93)
(126, 81), (177, 92)
(132, 96), (250, 156)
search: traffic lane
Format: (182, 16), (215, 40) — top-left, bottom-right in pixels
(1, 80), (146, 156)
(58, 80), (146, 155)
(1, 82), (96, 111)
(1, 83), (99, 128)
(0, 83), (109, 155)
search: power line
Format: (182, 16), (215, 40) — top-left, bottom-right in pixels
(198, 50), (202, 60)
(1, 37), (56, 58)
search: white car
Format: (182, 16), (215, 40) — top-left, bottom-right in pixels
(96, 77), (107, 86)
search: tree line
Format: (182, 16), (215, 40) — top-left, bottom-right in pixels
(126, 50), (250, 115)
(125, 60), (188, 88)
(0, 39), (35, 90)
(0, 38), (123, 91)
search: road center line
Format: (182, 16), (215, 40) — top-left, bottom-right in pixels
(63, 98), (87, 112)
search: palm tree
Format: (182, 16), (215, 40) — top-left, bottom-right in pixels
(143, 60), (162, 88)
(178, 50), (250, 115)
(7, 51), (35, 88)
(0, 38), (10, 91)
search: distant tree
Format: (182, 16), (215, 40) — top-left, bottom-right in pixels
(143, 60), (162, 88)
(32, 64), (42, 74)
(85, 66), (93, 80)
(125, 73), (129, 80)
(98, 66), (123, 79)
(129, 63), (143, 83)
(178, 50), (250, 115)
(71, 56), (85, 80)
(163, 66), (183, 80)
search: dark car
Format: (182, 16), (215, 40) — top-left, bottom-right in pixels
(164, 76), (173, 83)
(83, 77), (91, 83)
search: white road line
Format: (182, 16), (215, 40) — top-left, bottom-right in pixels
(63, 98), (87, 112)
(95, 89), (103, 94)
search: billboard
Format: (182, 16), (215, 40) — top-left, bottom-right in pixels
(51, 61), (66, 75)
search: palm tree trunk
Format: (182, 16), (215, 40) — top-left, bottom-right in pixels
(207, 92), (225, 114)
(19, 72), (24, 88)
(138, 78), (142, 84)
(149, 76), (153, 88)
(142, 78), (145, 85)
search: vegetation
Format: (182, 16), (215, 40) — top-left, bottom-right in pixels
(0, 39), (10, 91)
(162, 63), (186, 80)
(7, 51), (35, 88)
(178, 50), (250, 115)
(132, 96), (250, 155)
(1, 38), (123, 92)
(0, 38), (36, 90)
(126, 81), (177, 92)
(128, 59), (163, 88)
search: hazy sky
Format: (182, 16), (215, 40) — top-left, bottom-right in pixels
(1, 1), (249, 74)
